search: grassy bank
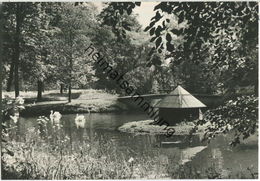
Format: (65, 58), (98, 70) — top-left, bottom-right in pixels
(3, 89), (129, 115)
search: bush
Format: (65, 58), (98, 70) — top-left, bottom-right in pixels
(196, 95), (258, 146)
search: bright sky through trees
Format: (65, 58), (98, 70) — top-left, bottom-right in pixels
(93, 2), (158, 28)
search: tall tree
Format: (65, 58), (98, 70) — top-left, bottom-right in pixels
(94, 2), (155, 95)
(54, 3), (96, 102)
(2, 2), (39, 97)
(20, 3), (56, 101)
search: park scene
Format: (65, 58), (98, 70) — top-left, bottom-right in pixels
(1, 1), (258, 179)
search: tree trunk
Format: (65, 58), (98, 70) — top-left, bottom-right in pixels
(14, 51), (20, 97)
(68, 56), (73, 102)
(42, 81), (45, 92)
(37, 80), (43, 101)
(14, 4), (22, 97)
(68, 84), (72, 102)
(254, 79), (258, 96)
(68, 30), (73, 103)
(6, 61), (15, 91)
(60, 83), (64, 94)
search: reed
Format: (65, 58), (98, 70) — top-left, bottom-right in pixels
(2, 127), (169, 179)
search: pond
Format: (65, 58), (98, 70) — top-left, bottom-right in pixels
(16, 112), (258, 178)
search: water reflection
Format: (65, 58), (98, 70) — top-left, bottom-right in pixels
(181, 146), (207, 164)
(212, 148), (224, 170)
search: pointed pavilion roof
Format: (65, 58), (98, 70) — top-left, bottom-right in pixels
(155, 85), (206, 108)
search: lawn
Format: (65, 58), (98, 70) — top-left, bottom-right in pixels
(2, 89), (129, 115)
(2, 89), (118, 102)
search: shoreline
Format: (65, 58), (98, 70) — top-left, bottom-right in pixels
(21, 98), (130, 116)
(3, 89), (131, 116)
(118, 120), (206, 136)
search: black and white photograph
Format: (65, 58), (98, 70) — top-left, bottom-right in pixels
(0, 1), (258, 179)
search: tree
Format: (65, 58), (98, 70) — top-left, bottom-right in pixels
(196, 95), (258, 146)
(93, 2), (156, 95)
(144, 2), (258, 94)
(53, 3), (96, 102)
(19, 3), (58, 101)
(2, 2), (40, 97)
(99, 2), (141, 40)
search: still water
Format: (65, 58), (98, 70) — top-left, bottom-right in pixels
(20, 112), (258, 178)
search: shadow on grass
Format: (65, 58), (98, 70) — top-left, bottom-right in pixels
(24, 92), (82, 103)
(46, 92), (81, 99)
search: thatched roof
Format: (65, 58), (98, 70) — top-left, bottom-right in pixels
(155, 85), (206, 108)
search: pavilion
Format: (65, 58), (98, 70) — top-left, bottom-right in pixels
(154, 85), (206, 126)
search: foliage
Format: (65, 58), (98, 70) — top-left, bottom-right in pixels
(99, 2), (141, 40)
(2, 2), (42, 95)
(170, 60), (219, 94)
(2, 96), (25, 117)
(195, 95), (258, 146)
(99, 2), (258, 94)
(1, 96), (25, 142)
(2, 96), (25, 177)
(2, 2), (99, 94)
(94, 8), (154, 94)
(145, 2), (257, 57)
(144, 2), (258, 93)
(50, 3), (98, 101)
(2, 3), (61, 94)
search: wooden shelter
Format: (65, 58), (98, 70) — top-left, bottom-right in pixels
(155, 85), (206, 126)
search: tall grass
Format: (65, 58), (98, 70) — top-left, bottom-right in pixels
(2, 126), (169, 179)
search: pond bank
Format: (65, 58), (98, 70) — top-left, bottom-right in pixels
(21, 98), (129, 116)
(3, 89), (132, 116)
(118, 120), (207, 136)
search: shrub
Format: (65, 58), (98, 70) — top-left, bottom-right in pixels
(196, 95), (258, 146)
